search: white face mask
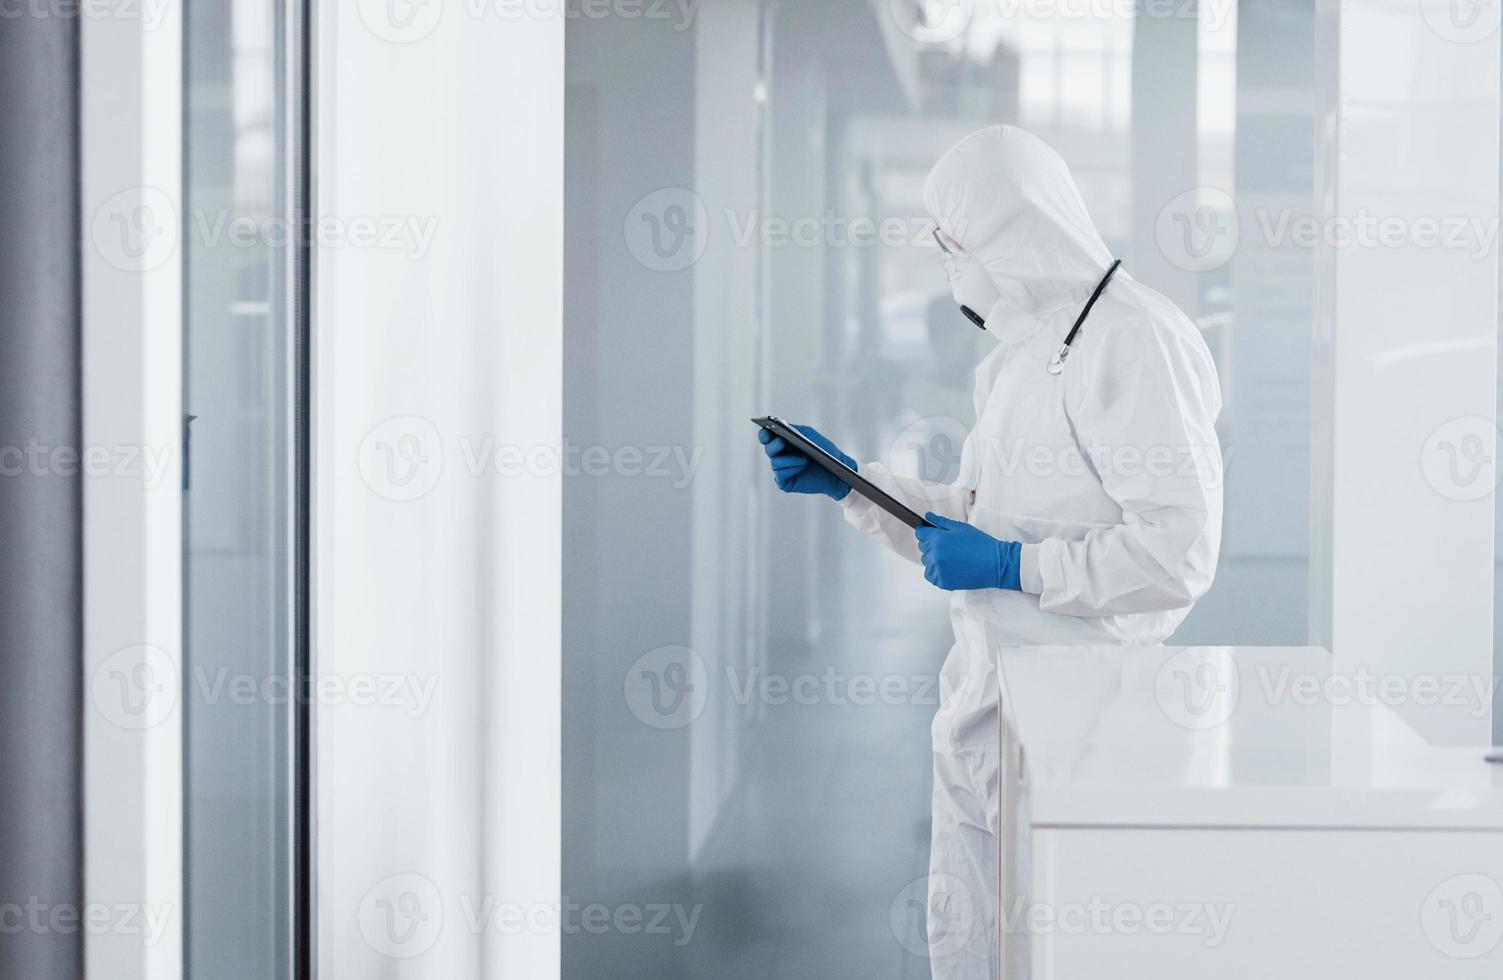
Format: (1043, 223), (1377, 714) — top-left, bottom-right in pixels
(935, 230), (1000, 329)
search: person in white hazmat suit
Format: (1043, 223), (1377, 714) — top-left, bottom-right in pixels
(757, 125), (1224, 977)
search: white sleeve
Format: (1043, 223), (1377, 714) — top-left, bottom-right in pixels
(1030, 320), (1223, 615)
(840, 454), (975, 565)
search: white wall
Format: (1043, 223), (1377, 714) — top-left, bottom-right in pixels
(314, 4), (563, 976)
(1312, 0), (1500, 744)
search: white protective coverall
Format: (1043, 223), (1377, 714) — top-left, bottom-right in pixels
(840, 126), (1224, 977)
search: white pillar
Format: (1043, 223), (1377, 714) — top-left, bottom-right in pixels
(314, 4), (563, 976)
(1311, 0), (1500, 744)
(81, 4), (185, 978)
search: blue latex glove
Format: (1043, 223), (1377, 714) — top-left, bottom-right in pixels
(758, 424), (855, 501)
(915, 513), (1023, 592)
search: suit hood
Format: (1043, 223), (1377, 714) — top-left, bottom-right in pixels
(924, 126), (1115, 330)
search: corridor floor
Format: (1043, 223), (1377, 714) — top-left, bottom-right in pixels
(685, 537), (955, 979)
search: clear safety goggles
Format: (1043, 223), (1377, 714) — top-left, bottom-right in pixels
(931, 228), (968, 282)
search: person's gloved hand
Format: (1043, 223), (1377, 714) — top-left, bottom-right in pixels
(915, 513), (1022, 591)
(759, 424), (855, 501)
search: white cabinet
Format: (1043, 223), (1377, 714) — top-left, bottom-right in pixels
(997, 646), (1503, 979)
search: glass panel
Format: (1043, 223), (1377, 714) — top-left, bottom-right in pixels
(183, 0), (296, 976)
(1175, 0), (1314, 644)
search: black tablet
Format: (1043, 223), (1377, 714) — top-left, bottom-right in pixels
(752, 416), (935, 530)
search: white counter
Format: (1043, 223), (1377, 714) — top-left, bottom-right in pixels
(995, 646), (1503, 979)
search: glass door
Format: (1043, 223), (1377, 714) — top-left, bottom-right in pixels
(183, 0), (309, 976)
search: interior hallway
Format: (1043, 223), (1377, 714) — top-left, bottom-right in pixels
(686, 515), (954, 979)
